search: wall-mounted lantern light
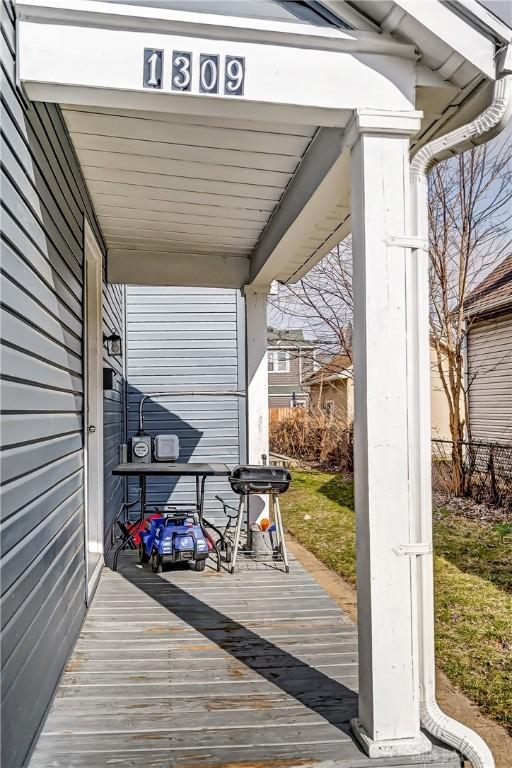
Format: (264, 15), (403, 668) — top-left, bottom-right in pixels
(103, 332), (122, 357)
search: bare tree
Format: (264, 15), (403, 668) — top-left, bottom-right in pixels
(270, 137), (511, 494)
(269, 238), (353, 373)
(429, 140), (512, 493)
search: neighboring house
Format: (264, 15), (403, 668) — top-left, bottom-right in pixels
(310, 348), (453, 440)
(464, 255), (512, 444)
(308, 354), (353, 428)
(429, 342), (457, 442)
(267, 328), (316, 408)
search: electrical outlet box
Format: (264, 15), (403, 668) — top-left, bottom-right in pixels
(154, 434), (179, 461)
(103, 367), (116, 390)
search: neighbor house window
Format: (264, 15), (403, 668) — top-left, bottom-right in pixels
(324, 400), (334, 416)
(268, 350), (290, 373)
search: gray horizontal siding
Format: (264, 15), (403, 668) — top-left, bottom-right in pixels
(126, 286), (245, 522)
(268, 353), (301, 388)
(102, 280), (126, 547)
(0, 3), (125, 763)
(468, 313), (512, 444)
(268, 349), (312, 400)
(269, 394), (296, 407)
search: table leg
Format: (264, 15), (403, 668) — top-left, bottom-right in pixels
(113, 475), (146, 571)
(230, 495), (245, 574)
(198, 474), (221, 572)
(274, 495), (289, 573)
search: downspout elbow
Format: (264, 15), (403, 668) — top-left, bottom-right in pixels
(421, 696), (495, 768)
(410, 71), (512, 768)
(411, 73), (512, 177)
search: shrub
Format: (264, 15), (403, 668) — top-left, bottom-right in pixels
(270, 407), (353, 470)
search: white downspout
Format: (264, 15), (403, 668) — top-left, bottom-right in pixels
(409, 72), (512, 768)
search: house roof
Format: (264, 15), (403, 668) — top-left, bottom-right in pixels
(307, 353), (352, 384)
(268, 327), (317, 348)
(464, 255), (512, 318)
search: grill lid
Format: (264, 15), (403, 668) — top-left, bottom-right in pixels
(229, 464), (291, 495)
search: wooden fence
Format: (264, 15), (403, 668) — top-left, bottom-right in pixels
(269, 406), (304, 425)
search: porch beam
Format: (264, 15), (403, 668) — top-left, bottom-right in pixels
(249, 127), (346, 285)
(17, 11), (417, 127)
(347, 110), (431, 758)
(107, 250), (250, 288)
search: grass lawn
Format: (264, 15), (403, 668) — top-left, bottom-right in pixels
(280, 469), (512, 734)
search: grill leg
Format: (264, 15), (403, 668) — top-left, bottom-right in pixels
(274, 495), (289, 573)
(230, 496), (245, 574)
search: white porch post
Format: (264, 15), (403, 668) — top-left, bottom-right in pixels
(244, 286), (270, 521)
(348, 111), (430, 757)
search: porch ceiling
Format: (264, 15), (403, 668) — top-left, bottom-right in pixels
(62, 105), (317, 270)
(18, 0), (507, 290)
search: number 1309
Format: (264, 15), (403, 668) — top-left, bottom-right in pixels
(143, 49), (245, 96)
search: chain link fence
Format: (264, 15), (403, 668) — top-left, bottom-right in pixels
(432, 439), (512, 511)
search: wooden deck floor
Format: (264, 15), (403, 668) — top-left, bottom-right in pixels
(29, 554), (460, 768)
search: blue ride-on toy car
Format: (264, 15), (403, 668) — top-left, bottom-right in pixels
(139, 514), (210, 572)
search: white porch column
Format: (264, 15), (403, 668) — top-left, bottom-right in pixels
(347, 111), (430, 758)
(244, 286), (270, 521)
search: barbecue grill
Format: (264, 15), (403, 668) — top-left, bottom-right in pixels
(229, 465), (291, 496)
(226, 463), (291, 574)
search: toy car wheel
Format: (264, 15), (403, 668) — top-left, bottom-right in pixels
(193, 559), (206, 572)
(151, 552), (161, 573)
(222, 540), (233, 563)
(139, 544), (149, 565)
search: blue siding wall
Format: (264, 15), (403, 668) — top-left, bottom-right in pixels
(126, 286), (245, 522)
(103, 280), (126, 542)
(0, 2), (125, 764)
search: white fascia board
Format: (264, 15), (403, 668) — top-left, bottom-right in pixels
(17, 17), (416, 124)
(310, 370), (352, 384)
(392, 0), (497, 80)
(15, 0), (416, 56)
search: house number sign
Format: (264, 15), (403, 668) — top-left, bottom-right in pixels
(143, 48), (245, 96)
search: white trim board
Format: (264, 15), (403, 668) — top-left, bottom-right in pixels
(83, 219), (104, 604)
(17, 12), (417, 127)
(15, 0), (417, 57)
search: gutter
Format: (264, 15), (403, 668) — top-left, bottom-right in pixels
(464, 296), (512, 320)
(409, 68), (512, 768)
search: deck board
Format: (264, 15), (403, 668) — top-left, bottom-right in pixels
(29, 554), (461, 768)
